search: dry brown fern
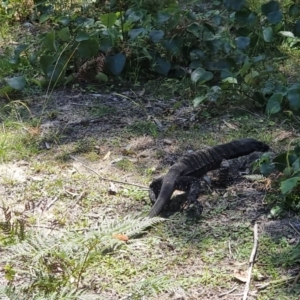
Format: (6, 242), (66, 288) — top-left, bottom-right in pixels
(77, 53), (106, 82)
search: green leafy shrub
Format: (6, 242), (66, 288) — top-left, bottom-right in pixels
(259, 143), (300, 212)
(3, 0), (300, 116)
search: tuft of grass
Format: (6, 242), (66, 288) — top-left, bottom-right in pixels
(90, 105), (117, 117)
(127, 120), (159, 137)
(0, 129), (40, 162)
(115, 158), (135, 171)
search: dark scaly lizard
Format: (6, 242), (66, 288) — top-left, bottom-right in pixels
(148, 138), (269, 217)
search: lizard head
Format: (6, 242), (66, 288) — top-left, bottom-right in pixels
(238, 138), (270, 152)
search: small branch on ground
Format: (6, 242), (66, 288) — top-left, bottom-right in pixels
(289, 221), (300, 236)
(219, 285), (237, 297)
(290, 269), (300, 291)
(243, 223), (258, 300)
(70, 155), (148, 189)
(256, 276), (293, 290)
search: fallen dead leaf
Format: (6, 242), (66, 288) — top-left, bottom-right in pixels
(139, 88), (145, 96)
(163, 139), (173, 145)
(274, 130), (294, 142)
(103, 151), (111, 160)
(113, 233), (129, 242)
(223, 120), (238, 130)
(108, 183), (118, 195)
(234, 269), (247, 283)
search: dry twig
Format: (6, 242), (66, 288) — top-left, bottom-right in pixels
(243, 223), (258, 300)
(219, 285), (237, 297)
(70, 155), (148, 189)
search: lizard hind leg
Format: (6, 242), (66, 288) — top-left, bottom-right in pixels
(174, 176), (203, 216)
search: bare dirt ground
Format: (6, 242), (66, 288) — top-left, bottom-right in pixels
(1, 89), (300, 299)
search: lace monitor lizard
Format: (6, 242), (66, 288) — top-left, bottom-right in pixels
(148, 138), (269, 217)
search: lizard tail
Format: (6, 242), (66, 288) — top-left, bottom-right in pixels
(148, 166), (183, 217)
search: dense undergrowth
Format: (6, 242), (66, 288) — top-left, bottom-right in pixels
(1, 0), (300, 298)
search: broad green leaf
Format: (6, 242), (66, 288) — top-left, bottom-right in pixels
(58, 16), (70, 26)
(295, 145), (300, 157)
(9, 56), (19, 65)
(74, 16), (86, 25)
(261, 1), (280, 15)
(280, 177), (300, 194)
(95, 72), (108, 82)
(294, 20), (300, 37)
(83, 18), (94, 27)
(263, 27), (273, 42)
(153, 57), (170, 76)
(189, 60), (202, 69)
(58, 27), (70, 42)
(235, 10), (251, 23)
(187, 23), (201, 35)
(253, 54), (265, 62)
(14, 44), (29, 56)
(269, 205), (282, 217)
(64, 74), (77, 85)
(156, 12), (171, 23)
(191, 68), (213, 83)
(287, 88), (300, 109)
(223, 0), (245, 11)
(260, 162), (275, 176)
(126, 9), (144, 22)
(289, 4), (300, 17)
(278, 31), (295, 38)
(266, 93), (282, 114)
(40, 14), (50, 23)
(267, 11), (282, 24)
(128, 28), (145, 39)
(187, 11), (197, 21)
(212, 15), (221, 26)
(40, 55), (55, 75)
(6, 76), (26, 90)
(190, 49), (205, 60)
(292, 158), (300, 170)
(248, 12), (258, 25)
(105, 53), (126, 75)
(149, 30), (164, 43)
(166, 14), (180, 30)
(29, 52), (37, 66)
(223, 42), (231, 53)
(0, 85), (14, 96)
(206, 39), (222, 53)
(239, 61), (252, 76)
(244, 70), (259, 84)
(162, 37), (183, 55)
(203, 22), (216, 34)
(44, 33), (57, 52)
(273, 152), (297, 172)
(221, 69), (231, 79)
(100, 38), (113, 52)
(235, 36), (250, 49)
(193, 95), (208, 107)
(100, 13), (117, 28)
(76, 31), (89, 42)
(77, 39), (99, 59)
(47, 63), (66, 82)
(222, 77), (237, 84)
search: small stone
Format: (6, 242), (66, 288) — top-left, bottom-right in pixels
(163, 139), (173, 145)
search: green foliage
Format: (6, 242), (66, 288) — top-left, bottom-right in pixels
(1, 0), (300, 115)
(259, 144), (300, 212)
